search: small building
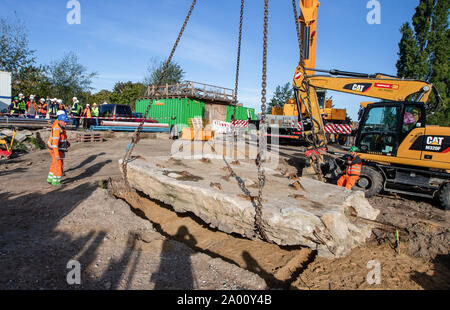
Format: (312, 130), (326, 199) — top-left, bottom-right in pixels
(136, 81), (256, 128)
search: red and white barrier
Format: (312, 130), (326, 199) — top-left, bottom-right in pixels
(231, 120), (249, 128)
(324, 123), (352, 135)
(211, 120), (249, 134)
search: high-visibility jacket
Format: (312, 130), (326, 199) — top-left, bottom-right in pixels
(38, 103), (48, 114)
(10, 101), (20, 111)
(47, 120), (68, 154)
(71, 102), (81, 114)
(92, 107), (99, 117)
(82, 107), (92, 118)
(18, 99), (27, 111)
(27, 100), (37, 114)
(344, 155), (362, 176)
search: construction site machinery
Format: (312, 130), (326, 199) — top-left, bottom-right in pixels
(0, 128), (16, 159)
(267, 0), (350, 145)
(293, 65), (450, 208)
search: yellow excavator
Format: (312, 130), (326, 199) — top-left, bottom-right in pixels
(293, 2), (450, 208)
(0, 128), (16, 159)
(292, 66), (450, 208)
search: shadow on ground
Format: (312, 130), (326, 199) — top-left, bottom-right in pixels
(0, 181), (142, 289)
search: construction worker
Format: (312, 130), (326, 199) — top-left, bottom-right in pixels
(337, 146), (362, 190)
(26, 95), (37, 118)
(9, 97), (20, 116)
(38, 98), (48, 118)
(18, 93), (27, 115)
(82, 104), (92, 129)
(47, 113), (70, 186)
(57, 99), (66, 113)
(71, 97), (81, 130)
(91, 103), (99, 126)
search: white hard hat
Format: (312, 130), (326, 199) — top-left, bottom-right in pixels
(40, 98), (45, 102)
(57, 99), (63, 104)
(86, 104), (90, 107)
(56, 110), (66, 116)
(73, 97), (77, 100)
(19, 93), (24, 97)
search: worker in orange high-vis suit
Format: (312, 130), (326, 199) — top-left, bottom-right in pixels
(47, 114), (70, 186)
(337, 146), (362, 190)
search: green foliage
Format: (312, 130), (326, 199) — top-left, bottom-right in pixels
(13, 65), (52, 96)
(144, 58), (185, 86)
(109, 81), (146, 110)
(267, 83), (293, 113)
(396, 0), (449, 126)
(12, 140), (27, 151)
(0, 13), (36, 74)
(27, 137), (46, 150)
(396, 23), (421, 79)
(88, 89), (112, 105)
(46, 52), (98, 105)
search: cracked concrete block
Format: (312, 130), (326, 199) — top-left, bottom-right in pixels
(120, 156), (379, 258)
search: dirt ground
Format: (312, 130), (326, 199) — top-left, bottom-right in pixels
(0, 130), (449, 290)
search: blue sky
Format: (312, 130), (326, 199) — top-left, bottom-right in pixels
(1, 0), (419, 120)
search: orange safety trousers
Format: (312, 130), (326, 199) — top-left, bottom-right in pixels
(337, 175), (359, 190)
(49, 149), (63, 178)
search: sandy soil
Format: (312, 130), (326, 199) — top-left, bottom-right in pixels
(1, 130), (448, 290)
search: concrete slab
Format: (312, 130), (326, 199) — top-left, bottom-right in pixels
(120, 156), (379, 258)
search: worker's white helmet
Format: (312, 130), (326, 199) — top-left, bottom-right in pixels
(19, 93), (24, 97)
(56, 110), (66, 117)
(86, 104), (90, 107)
(40, 98), (45, 102)
(57, 99), (63, 104)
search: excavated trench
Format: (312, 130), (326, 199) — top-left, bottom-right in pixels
(106, 178), (317, 289)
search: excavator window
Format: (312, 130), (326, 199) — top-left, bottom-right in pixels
(316, 90), (326, 109)
(402, 105), (422, 134)
(358, 105), (400, 155)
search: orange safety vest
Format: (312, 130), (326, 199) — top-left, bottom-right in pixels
(38, 103), (48, 114)
(47, 120), (68, 153)
(82, 107), (92, 118)
(345, 155), (362, 176)
(27, 101), (37, 113)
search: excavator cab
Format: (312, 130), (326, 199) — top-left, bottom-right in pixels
(356, 101), (426, 157)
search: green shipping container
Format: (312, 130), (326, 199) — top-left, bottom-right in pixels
(135, 98), (205, 129)
(226, 105), (256, 122)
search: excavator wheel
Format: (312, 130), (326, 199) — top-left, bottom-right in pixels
(354, 166), (383, 198)
(438, 183), (450, 210)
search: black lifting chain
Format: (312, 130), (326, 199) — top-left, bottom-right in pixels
(255, 0), (270, 242)
(121, 0), (197, 185)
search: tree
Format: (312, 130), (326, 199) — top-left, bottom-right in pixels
(144, 58), (184, 86)
(46, 52), (98, 105)
(13, 65), (52, 97)
(267, 83), (293, 113)
(109, 81), (147, 110)
(89, 89), (112, 105)
(396, 0), (449, 126)
(396, 23), (421, 79)
(0, 13), (36, 93)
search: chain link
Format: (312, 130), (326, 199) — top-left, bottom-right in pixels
(254, 0), (270, 242)
(291, 0), (302, 63)
(121, 0), (197, 185)
(231, 0), (245, 157)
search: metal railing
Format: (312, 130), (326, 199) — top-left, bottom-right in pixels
(144, 81), (235, 103)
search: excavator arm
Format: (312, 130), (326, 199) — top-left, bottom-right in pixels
(292, 65), (440, 145)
